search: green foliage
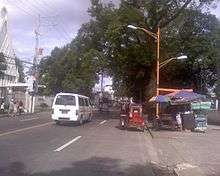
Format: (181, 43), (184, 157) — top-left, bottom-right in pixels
(160, 10), (219, 94)
(215, 24), (220, 98)
(38, 45), (101, 96)
(39, 0), (219, 101)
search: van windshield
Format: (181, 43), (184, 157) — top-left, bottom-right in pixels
(55, 95), (76, 106)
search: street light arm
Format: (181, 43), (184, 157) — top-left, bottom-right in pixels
(159, 58), (175, 69)
(138, 27), (157, 40)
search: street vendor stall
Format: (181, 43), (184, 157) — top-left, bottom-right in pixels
(150, 90), (210, 132)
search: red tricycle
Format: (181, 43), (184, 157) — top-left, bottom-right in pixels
(119, 103), (146, 132)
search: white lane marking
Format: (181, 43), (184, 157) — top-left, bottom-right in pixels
(99, 120), (107, 125)
(20, 117), (39, 122)
(54, 136), (82, 152)
(0, 122), (54, 138)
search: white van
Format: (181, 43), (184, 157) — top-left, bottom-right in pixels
(52, 93), (93, 125)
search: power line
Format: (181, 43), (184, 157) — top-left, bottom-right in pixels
(16, 0), (40, 15)
(19, 0), (45, 15)
(7, 0), (73, 60)
(6, 0), (36, 17)
(41, 15), (72, 40)
(8, 0), (70, 41)
(54, 26), (70, 41)
(3, 54), (33, 65)
(31, 0), (73, 40)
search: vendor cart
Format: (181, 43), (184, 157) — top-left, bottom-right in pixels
(120, 103), (145, 132)
(191, 102), (211, 132)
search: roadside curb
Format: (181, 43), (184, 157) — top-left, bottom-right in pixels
(0, 110), (51, 119)
(149, 161), (175, 176)
(173, 163), (206, 176)
(150, 162), (206, 176)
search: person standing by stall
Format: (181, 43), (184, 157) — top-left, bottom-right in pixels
(176, 112), (183, 131)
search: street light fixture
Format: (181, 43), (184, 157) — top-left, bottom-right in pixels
(127, 25), (138, 30)
(177, 55), (187, 60)
(159, 55), (188, 69)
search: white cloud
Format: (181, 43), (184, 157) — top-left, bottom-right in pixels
(211, 2), (220, 18)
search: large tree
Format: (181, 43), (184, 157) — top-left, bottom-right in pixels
(38, 45), (101, 96)
(39, 0), (219, 100)
(86, 0), (219, 101)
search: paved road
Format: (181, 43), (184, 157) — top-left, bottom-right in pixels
(0, 112), (156, 176)
(152, 125), (220, 176)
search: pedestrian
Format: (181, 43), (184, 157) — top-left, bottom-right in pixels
(0, 101), (4, 113)
(176, 112), (182, 131)
(14, 100), (18, 116)
(18, 100), (23, 115)
(8, 99), (15, 117)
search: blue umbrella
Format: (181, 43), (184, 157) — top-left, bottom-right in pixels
(149, 95), (171, 103)
(167, 90), (205, 101)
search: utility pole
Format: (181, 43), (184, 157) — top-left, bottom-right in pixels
(29, 14), (41, 113)
(101, 72), (104, 96)
(156, 26), (160, 118)
(33, 14), (40, 71)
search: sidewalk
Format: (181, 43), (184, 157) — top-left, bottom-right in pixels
(151, 126), (220, 176)
(0, 109), (51, 118)
(208, 111), (220, 125)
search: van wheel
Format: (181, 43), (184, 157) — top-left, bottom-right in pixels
(55, 120), (60, 125)
(88, 114), (92, 122)
(78, 117), (83, 126)
(141, 127), (145, 132)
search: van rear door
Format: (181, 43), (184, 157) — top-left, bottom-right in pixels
(54, 95), (77, 120)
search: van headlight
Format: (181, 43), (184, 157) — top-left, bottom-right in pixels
(52, 108), (54, 114)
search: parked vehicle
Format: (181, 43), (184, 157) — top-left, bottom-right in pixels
(120, 103), (145, 132)
(52, 93), (93, 125)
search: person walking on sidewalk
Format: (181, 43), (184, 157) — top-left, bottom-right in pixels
(0, 100), (4, 113)
(8, 99), (16, 118)
(17, 100), (23, 115)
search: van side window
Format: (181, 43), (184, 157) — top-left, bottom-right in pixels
(88, 99), (92, 106)
(79, 97), (84, 106)
(84, 99), (89, 106)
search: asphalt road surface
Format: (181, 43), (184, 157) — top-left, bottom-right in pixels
(0, 111), (156, 176)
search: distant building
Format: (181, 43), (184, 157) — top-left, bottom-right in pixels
(0, 7), (19, 94)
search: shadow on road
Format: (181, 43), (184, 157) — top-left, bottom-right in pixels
(1, 157), (218, 176)
(115, 125), (145, 133)
(0, 157), (155, 176)
(93, 111), (120, 120)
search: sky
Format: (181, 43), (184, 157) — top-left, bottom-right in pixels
(0, 0), (219, 63)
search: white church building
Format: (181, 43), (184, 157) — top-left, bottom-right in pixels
(0, 7), (19, 88)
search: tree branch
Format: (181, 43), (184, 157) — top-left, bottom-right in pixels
(160, 0), (192, 28)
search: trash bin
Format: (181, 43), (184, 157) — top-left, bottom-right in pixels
(194, 113), (207, 132)
(182, 113), (194, 130)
